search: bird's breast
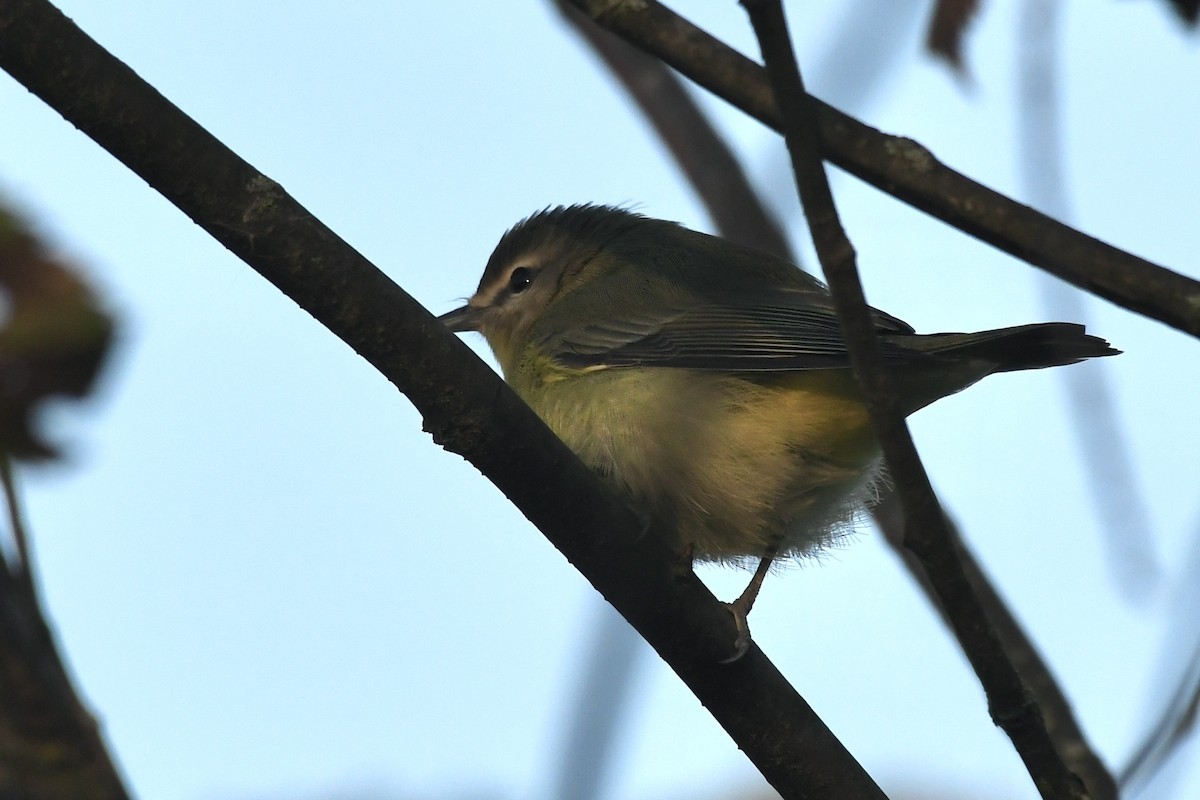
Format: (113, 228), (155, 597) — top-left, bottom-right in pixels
(511, 358), (882, 563)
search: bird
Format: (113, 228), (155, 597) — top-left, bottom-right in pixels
(439, 204), (1118, 636)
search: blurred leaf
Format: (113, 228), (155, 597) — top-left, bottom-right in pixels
(926, 0), (981, 72)
(0, 207), (114, 460)
(1163, 0), (1200, 25)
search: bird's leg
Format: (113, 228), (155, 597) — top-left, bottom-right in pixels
(733, 550), (777, 616)
(720, 545), (779, 663)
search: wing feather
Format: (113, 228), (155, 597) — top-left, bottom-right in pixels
(547, 288), (923, 372)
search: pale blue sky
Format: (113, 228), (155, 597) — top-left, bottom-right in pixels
(1, 2), (1197, 799)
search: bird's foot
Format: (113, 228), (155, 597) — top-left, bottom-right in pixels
(719, 598), (753, 663)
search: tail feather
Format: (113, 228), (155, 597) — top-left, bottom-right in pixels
(908, 323), (1120, 372)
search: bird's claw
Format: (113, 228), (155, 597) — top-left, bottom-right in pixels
(718, 600), (753, 664)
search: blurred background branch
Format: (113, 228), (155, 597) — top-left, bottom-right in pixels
(1015, 0), (1160, 605)
(565, 0), (1200, 338)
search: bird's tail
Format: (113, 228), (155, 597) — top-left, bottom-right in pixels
(910, 323), (1120, 372)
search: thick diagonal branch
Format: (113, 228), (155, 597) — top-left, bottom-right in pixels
(0, 1), (889, 797)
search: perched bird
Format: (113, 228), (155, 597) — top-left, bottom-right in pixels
(440, 204), (1117, 620)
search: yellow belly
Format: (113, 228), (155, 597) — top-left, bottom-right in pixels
(514, 360), (882, 565)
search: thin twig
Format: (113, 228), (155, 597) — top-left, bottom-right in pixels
(565, 0), (1200, 338)
(741, 1), (1088, 798)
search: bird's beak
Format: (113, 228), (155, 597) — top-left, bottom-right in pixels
(438, 304), (484, 332)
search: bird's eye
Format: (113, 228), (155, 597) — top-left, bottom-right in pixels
(508, 266), (534, 294)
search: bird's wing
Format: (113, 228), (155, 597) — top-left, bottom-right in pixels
(544, 288), (925, 373)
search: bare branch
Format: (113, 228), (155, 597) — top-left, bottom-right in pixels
(565, 0), (1200, 338)
(559, 7), (1115, 796)
(0, 1), (888, 796)
(0, 466), (130, 800)
(740, 1), (1088, 797)
(875, 494), (1115, 800)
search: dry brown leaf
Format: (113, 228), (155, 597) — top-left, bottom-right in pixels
(0, 208), (114, 459)
(926, 0), (982, 73)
